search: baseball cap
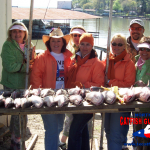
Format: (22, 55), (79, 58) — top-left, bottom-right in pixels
(130, 19), (144, 28)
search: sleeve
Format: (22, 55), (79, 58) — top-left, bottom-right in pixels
(30, 54), (45, 88)
(84, 60), (105, 88)
(108, 61), (136, 87)
(1, 43), (26, 73)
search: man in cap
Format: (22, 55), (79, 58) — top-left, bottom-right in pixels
(124, 19), (145, 150)
(127, 19), (145, 63)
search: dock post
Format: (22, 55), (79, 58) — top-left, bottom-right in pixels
(20, 114), (27, 150)
(99, 113), (105, 150)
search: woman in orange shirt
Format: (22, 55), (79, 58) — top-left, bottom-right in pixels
(30, 28), (72, 150)
(103, 33), (136, 150)
(66, 33), (105, 150)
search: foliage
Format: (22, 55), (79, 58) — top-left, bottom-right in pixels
(113, 0), (122, 11)
(79, 0), (90, 7)
(122, 0), (137, 13)
(83, 3), (93, 9)
(72, 0), (80, 8)
(72, 0), (150, 16)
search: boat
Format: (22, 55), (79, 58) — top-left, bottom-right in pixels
(12, 8), (101, 40)
(18, 19), (71, 39)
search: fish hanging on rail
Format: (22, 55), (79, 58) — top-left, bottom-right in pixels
(138, 87), (150, 102)
(21, 98), (33, 109)
(54, 95), (69, 107)
(69, 95), (83, 105)
(40, 88), (55, 97)
(28, 95), (43, 108)
(5, 97), (14, 108)
(0, 93), (5, 106)
(23, 85), (32, 98)
(56, 89), (67, 96)
(102, 90), (116, 104)
(68, 86), (81, 95)
(85, 91), (104, 105)
(43, 96), (55, 107)
(30, 85), (42, 96)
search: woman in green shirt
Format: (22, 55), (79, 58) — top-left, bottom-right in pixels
(134, 36), (150, 150)
(0, 21), (35, 150)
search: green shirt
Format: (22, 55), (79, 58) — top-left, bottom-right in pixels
(0, 39), (27, 89)
(135, 55), (150, 112)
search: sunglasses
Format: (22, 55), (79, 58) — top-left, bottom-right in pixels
(73, 34), (81, 37)
(130, 27), (143, 31)
(139, 48), (150, 52)
(111, 42), (123, 47)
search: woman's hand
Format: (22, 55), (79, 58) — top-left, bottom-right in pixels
(134, 80), (146, 87)
(30, 46), (36, 61)
(71, 81), (83, 88)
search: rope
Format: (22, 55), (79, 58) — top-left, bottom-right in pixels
(35, 0), (51, 47)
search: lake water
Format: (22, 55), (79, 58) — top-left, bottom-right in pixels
(32, 16), (150, 53)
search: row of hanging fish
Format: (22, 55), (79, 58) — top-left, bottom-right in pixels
(0, 85), (149, 109)
(103, 86), (150, 104)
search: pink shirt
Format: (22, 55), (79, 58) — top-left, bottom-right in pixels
(19, 43), (25, 52)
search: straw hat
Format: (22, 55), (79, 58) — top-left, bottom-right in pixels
(42, 28), (70, 44)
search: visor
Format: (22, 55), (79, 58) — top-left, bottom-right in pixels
(9, 25), (26, 31)
(137, 43), (150, 49)
(70, 28), (85, 35)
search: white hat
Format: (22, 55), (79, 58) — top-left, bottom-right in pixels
(9, 25), (26, 31)
(70, 28), (85, 35)
(130, 19), (144, 28)
(137, 43), (150, 49)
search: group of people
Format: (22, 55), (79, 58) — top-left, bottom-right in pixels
(0, 18), (149, 150)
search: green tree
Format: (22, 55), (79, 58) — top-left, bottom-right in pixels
(79, 0), (90, 7)
(136, 0), (150, 15)
(92, 0), (106, 13)
(72, 0), (80, 8)
(122, 0), (136, 14)
(113, 0), (122, 12)
(83, 2), (93, 9)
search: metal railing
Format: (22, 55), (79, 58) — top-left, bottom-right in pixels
(94, 46), (107, 60)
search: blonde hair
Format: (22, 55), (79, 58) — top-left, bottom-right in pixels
(68, 25), (86, 47)
(139, 36), (150, 44)
(111, 33), (127, 50)
(7, 21), (28, 41)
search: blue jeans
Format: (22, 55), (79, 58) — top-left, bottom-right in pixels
(104, 112), (130, 150)
(41, 114), (65, 150)
(68, 114), (93, 150)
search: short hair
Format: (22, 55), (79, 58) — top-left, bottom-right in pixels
(7, 21), (28, 41)
(139, 36), (150, 44)
(111, 33), (127, 50)
(45, 37), (67, 53)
